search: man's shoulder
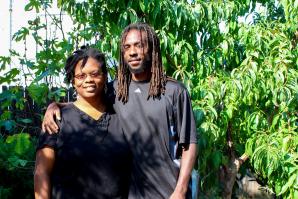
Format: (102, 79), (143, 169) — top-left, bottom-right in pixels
(109, 80), (117, 87)
(165, 76), (187, 93)
(106, 80), (116, 106)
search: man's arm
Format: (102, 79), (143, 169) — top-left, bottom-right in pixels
(170, 86), (198, 199)
(42, 102), (69, 134)
(170, 143), (197, 199)
(34, 147), (55, 199)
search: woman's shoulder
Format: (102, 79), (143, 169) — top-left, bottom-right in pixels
(61, 103), (75, 112)
(59, 103), (78, 121)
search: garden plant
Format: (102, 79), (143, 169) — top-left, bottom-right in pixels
(0, 0), (297, 198)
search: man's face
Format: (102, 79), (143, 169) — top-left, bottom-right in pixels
(123, 29), (151, 74)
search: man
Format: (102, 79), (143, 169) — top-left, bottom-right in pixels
(43, 22), (198, 199)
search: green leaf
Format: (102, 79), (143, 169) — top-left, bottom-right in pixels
(34, 70), (50, 82)
(1, 120), (16, 131)
(208, 106), (218, 119)
(271, 114), (280, 129)
(212, 150), (222, 169)
(24, 2), (33, 11)
(226, 104), (234, 119)
(7, 156), (28, 168)
(278, 173), (297, 195)
(12, 27), (30, 41)
(0, 56), (11, 70)
(19, 118), (33, 124)
(221, 40), (228, 55)
(294, 190), (298, 199)
(18, 159), (28, 167)
(207, 4), (212, 21)
(139, 1), (145, 12)
(57, 0), (63, 8)
(6, 133), (32, 156)
(128, 8), (138, 23)
(27, 83), (49, 105)
(0, 69), (20, 84)
(197, 51), (204, 60)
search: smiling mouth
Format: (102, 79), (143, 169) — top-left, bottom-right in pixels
(129, 59), (141, 66)
(83, 85), (96, 89)
(129, 58), (141, 62)
(83, 85), (95, 87)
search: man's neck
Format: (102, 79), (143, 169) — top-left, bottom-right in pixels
(131, 68), (151, 82)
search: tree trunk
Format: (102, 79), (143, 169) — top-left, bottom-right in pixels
(220, 122), (249, 199)
(220, 154), (248, 199)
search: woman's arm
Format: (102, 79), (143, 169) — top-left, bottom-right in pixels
(34, 147), (55, 199)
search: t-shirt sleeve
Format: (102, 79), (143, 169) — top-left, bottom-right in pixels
(176, 87), (198, 144)
(36, 131), (58, 151)
(36, 116), (65, 151)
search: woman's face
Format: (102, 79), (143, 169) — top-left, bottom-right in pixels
(73, 57), (106, 100)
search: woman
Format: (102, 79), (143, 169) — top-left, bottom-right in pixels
(34, 47), (131, 199)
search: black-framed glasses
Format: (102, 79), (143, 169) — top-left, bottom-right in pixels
(74, 71), (104, 81)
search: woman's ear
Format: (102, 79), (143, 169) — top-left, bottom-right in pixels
(103, 74), (108, 82)
(102, 74), (108, 94)
(72, 80), (77, 90)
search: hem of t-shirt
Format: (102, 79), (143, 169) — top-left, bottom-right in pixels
(178, 140), (198, 145)
(36, 144), (56, 152)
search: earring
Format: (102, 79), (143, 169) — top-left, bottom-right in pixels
(72, 89), (77, 100)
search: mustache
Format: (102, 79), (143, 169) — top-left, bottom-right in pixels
(128, 58), (141, 62)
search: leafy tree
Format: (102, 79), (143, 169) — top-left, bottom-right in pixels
(0, 0), (297, 198)
(0, 133), (36, 198)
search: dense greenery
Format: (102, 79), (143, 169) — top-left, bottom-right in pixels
(0, 0), (297, 198)
(0, 134), (35, 199)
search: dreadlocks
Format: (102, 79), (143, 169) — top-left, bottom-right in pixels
(117, 22), (166, 103)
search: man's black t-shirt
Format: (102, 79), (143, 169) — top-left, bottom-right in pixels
(113, 79), (197, 199)
(37, 103), (132, 199)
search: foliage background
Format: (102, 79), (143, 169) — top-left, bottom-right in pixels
(0, 0), (297, 198)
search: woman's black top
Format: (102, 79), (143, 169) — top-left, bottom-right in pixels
(37, 103), (132, 199)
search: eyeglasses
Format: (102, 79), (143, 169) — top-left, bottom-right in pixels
(74, 71), (104, 81)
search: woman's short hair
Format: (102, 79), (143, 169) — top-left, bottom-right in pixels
(64, 46), (106, 84)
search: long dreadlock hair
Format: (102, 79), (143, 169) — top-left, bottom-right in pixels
(117, 22), (166, 103)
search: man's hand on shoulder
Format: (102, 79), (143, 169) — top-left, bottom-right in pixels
(42, 102), (62, 134)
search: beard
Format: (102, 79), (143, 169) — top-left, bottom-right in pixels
(127, 55), (151, 74)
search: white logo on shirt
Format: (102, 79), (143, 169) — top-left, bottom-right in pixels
(134, 88), (141, 93)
